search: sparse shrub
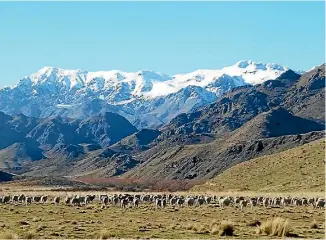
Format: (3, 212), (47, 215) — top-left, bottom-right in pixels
(196, 225), (210, 234)
(97, 230), (116, 239)
(185, 223), (198, 231)
(32, 217), (41, 222)
(18, 220), (30, 226)
(0, 231), (18, 239)
(57, 225), (65, 231)
(247, 220), (261, 227)
(75, 176), (204, 192)
(21, 231), (37, 239)
(211, 220), (234, 236)
(219, 220), (235, 236)
(36, 225), (46, 232)
(210, 225), (219, 235)
(257, 217), (290, 237)
(169, 224), (180, 230)
(49, 232), (60, 237)
(185, 223), (208, 233)
(310, 220), (319, 229)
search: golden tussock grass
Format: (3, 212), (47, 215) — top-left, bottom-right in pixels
(0, 196), (324, 239)
(257, 217), (291, 237)
(0, 231), (19, 239)
(211, 220), (235, 236)
(194, 139), (325, 193)
(97, 230), (117, 239)
(310, 219), (319, 229)
(21, 231), (37, 239)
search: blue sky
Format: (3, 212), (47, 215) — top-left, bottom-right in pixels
(0, 2), (324, 87)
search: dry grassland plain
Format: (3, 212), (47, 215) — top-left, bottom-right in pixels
(0, 183), (325, 239)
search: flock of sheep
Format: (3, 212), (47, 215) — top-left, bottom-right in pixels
(1, 193), (325, 210)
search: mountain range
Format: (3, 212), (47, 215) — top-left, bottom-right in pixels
(0, 62), (324, 181)
(0, 60), (290, 129)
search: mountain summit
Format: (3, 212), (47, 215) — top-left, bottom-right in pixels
(0, 61), (293, 128)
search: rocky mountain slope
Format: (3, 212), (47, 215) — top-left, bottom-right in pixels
(123, 128), (324, 180)
(110, 129), (162, 154)
(0, 63), (324, 181)
(0, 61), (289, 128)
(0, 111), (137, 171)
(192, 138), (325, 192)
(156, 66), (324, 144)
(25, 146), (137, 177)
(0, 170), (14, 182)
(120, 65), (325, 180)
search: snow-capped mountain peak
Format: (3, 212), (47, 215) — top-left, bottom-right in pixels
(0, 60), (294, 128)
(220, 60), (288, 85)
(234, 60), (285, 71)
(13, 61), (289, 97)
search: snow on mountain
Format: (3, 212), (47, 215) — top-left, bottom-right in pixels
(222, 60), (287, 85)
(0, 60), (291, 128)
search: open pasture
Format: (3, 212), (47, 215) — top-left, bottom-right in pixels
(0, 191), (324, 239)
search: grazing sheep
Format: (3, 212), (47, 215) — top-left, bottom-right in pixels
(219, 197), (231, 208)
(101, 196), (109, 206)
(170, 197), (177, 206)
(2, 195), (10, 204)
(64, 196), (72, 205)
(302, 198), (308, 206)
(257, 196), (264, 205)
(84, 195), (92, 205)
(99, 194), (108, 202)
(53, 196), (60, 205)
(71, 196), (81, 206)
(315, 199), (325, 209)
(308, 197), (316, 206)
(234, 197), (241, 204)
(250, 198), (257, 208)
(78, 196), (86, 205)
(88, 195), (96, 203)
(7, 192), (321, 211)
(281, 197), (291, 207)
(112, 196), (119, 206)
(12, 195), (19, 203)
(272, 197), (281, 206)
(167, 194), (173, 200)
(41, 195), (48, 204)
(185, 198), (195, 207)
(18, 194), (26, 203)
(25, 196), (33, 205)
(161, 199), (167, 208)
(204, 196), (212, 204)
(262, 198), (269, 208)
(195, 197), (204, 207)
(239, 200), (248, 211)
(293, 198), (303, 206)
(120, 198), (128, 208)
(155, 198), (161, 209)
(133, 198), (139, 208)
(33, 196), (42, 203)
(176, 198), (184, 207)
(134, 194), (141, 200)
(141, 195), (151, 202)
